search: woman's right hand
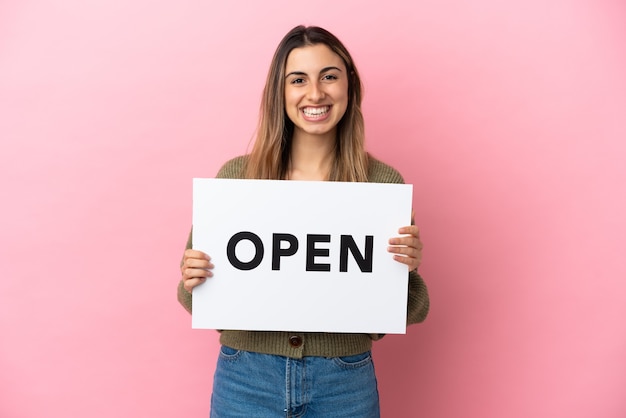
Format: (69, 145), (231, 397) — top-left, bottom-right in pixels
(181, 249), (214, 293)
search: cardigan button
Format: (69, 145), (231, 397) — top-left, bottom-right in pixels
(289, 336), (303, 348)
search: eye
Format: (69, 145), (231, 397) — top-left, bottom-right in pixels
(290, 78), (306, 84)
(322, 74), (338, 81)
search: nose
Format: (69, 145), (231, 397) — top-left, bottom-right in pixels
(307, 81), (325, 102)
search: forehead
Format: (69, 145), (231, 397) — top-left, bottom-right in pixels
(285, 43), (346, 73)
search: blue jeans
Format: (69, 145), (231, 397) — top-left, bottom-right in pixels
(210, 346), (380, 417)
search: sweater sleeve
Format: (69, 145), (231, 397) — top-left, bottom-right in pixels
(407, 270), (429, 325)
(176, 230), (193, 314)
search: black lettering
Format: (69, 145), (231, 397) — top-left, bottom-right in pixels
(339, 235), (373, 273)
(306, 234), (331, 272)
(226, 231), (264, 270)
(272, 233), (299, 270)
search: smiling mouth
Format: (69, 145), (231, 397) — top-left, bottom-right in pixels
(302, 106), (331, 118)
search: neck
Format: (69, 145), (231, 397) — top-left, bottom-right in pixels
(288, 131), (336, 181)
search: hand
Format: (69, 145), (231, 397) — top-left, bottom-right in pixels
(388, 225), (423, 272)
(181, 249), (214, 293)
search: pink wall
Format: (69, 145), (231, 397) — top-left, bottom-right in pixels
(1, 1), (624, 417)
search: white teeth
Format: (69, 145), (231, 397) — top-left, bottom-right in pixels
(303, 106), (329, 117)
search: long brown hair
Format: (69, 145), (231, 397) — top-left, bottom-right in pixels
(245, 25), (369, 181)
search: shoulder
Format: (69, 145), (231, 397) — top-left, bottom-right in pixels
(216, 155), (249, 179)
(367, 154), (406, 184)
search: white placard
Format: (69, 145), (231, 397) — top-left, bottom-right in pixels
(192, 178), (413, 334)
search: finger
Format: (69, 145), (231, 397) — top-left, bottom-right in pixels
(387, 245), (418, 257)
(392, 254), (421, 271)
(388, 235), (419, 247)
(182, 267), (213, 280)
(183, 258), (214, 270)
(184, 249), (211, 261)
(392, 254), (417, 267)
(180, 260), (213, 277)
(182, 250), (213, 272)
(183, 277), (207, 293)
(388, 241), (422, 271)
(398, 225), (420, 236)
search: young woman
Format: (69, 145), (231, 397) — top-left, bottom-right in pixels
(178, 25), (430, 418)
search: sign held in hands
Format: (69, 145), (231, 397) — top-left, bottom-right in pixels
(192, 178), (413, 334)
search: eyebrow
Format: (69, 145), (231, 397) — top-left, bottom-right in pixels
(285, 66), (343, 78)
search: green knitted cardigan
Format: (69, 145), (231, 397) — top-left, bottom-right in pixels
(177, 155), (430, 358)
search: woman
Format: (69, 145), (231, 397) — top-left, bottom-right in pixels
(178, 25), (429, 417)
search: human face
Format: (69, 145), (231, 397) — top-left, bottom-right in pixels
(284, 44), (349, 142)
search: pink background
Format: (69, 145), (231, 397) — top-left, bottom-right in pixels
(1, 1), (625, 417)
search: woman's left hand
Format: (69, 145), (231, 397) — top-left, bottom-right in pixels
(388, 225), (423, 272)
